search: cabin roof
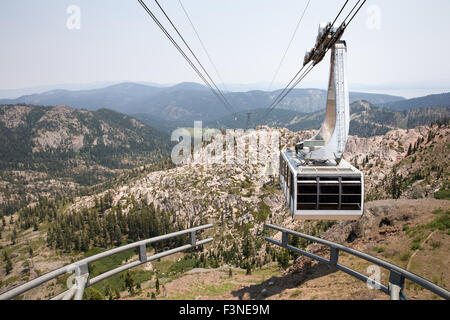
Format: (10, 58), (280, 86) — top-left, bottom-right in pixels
(281, 150), (361, 176)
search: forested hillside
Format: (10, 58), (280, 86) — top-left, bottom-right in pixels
(0, 104), (171, 215)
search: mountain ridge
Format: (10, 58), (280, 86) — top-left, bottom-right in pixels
(0, 82), (406, 121)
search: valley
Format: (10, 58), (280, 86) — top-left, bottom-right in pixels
(0, 103), (448, 299)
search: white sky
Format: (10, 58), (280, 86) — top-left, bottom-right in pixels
(1, 0), (450, 94)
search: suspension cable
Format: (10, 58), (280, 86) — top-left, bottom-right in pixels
(261, 0), (367, 120)
(153, 0), (235, 114)
(178, 0), (229, 94)
(344, 0), (366, 27)
(137, 0), (235, 116)
(343, 0), (361, 24)
(332, 0), (349, 26)
(267, 0), (312, 91)
(262, 63), (314, 119)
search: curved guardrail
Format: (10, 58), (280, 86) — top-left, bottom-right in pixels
(0, 224), (213, 300)
(264, 223), (450, 300)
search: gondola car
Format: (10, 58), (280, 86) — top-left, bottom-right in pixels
(280, 36), (364, 220)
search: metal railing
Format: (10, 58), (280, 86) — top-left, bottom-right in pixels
(0, 224), (213, 300)
(264, 223), (450, 300)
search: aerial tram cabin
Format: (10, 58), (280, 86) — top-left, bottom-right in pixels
(280, 151), (363, 220)
(279, 26), (364, 220)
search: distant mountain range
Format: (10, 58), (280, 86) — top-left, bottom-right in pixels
(379, 92), (450, 111)
(0, 82), (405, 122)
(196, 101), (450, 138)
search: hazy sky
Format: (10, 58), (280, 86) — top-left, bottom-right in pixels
(1, 0), (450, 93)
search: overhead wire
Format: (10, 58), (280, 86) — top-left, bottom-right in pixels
(267, 0), (312, 92)
(262, 62), (314, 119)
(178, 0), (230, 94)
(137, 0), (235, 116)
(153, 0), (235, 115)
(345, 0), (366, 27)
(342, 0), (361, 25)
(261, 0), (366, 120)
(262, 0), (351, 119)
(331, 0), (349, 26)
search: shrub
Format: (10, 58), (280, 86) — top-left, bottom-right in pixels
(372, 246), (385, 253)
(411, 241), (421, 250)
(399, 251), (411, 262)
(434, 189), (450, 200)
(430, 240), (441, 249)
(84, 287), (104, 300)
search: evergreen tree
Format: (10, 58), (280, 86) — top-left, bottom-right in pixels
(125, 272), (135, 295)
(11, 228), (17, 245)
(155, 277), (160, 295)
(114, 288), (121, 300)
(245, 262), (252, 275)
(407, 144), (412, 156)
(5, 254), (12, 275)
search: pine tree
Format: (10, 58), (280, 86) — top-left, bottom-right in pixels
(105, 285), (113, 300)
(155, 277), (160, 295)
(407, 144), (412, 156)
(12, 228), (17, 245)
(5, 254), (12, 275)
(245, 261), (252, 275)
(114, 288), (121, 300)
(113, 225), (122, 245)
(125, 272), (135, 295)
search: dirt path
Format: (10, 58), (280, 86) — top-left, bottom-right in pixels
(406, 230), (437, 271)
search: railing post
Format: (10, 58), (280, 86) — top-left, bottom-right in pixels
(74, 263), (89, 300)
(139, 244), (147, 263)
(330, 247), (339, 266)
(190, 231), (196, 246)
(389, 269), (405, 300)
(282, 231), (288, 248)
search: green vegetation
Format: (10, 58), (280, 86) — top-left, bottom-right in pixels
(83, 287), (105, 300)
(14, 194), (187, 254)
(411, 240), (421, 251)
(252, 200), (270, 223)
(434, 188), (450, 200)
(399, 251), (411, 262)
(372, 246), (385, 253)
(404, 209), (449, 252)
(168, 255), (198, 274)
(0, 104), (173, 215)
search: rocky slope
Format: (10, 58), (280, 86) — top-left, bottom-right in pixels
(0, 104), (171, 212)
(0, 124), (448, 300)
